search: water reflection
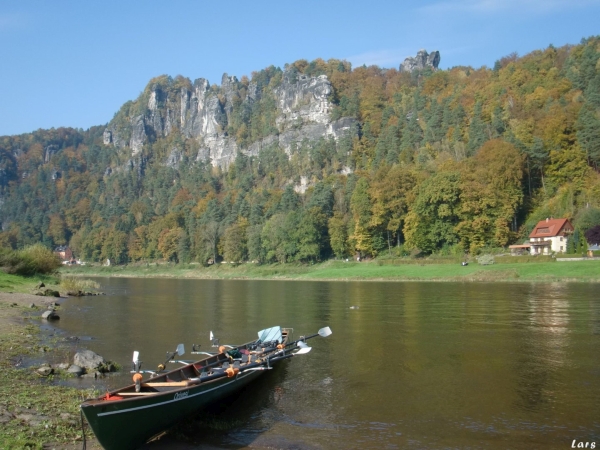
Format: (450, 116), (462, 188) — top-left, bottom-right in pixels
(53, 279), (600, 449)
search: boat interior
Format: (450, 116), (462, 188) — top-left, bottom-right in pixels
(95, 328), (291, 401)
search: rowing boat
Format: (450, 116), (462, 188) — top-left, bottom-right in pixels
(80, 325), (331, 450)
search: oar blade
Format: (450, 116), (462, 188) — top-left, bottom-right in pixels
(176, 343), (185, 356)
(297, 341), (309, 349)
(295, 346), (312, 355)
(318, 326), (332, 338)
(132, 351), (139, 363)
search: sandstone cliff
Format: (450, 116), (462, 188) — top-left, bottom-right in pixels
(399, 49), (440, 73)
(103, 69), (358, 169)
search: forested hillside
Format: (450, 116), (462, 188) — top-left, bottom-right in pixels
(1, 37), (599, 264)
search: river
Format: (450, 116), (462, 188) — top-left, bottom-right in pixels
(53, 278), (600, 449)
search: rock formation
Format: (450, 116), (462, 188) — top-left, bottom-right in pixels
(399, 49), (441, 73)
(103, 69), (358, 169)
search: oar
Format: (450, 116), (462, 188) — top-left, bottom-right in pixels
(187, 345), (312, 385)
(132, 351), (141, 373)
(285, 326), (332, 350)
(157, 343), (185, 370)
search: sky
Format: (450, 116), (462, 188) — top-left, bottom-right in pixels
(1, 0), (599, 136)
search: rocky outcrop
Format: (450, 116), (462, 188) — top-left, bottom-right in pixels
(400, 49), (441, 73)
(43, 145), (59, 163)
(166, 147), (182, 169)
(130, 115), (147, 156)
(274, 73), (332, 128)
(103, 69), (358, 169)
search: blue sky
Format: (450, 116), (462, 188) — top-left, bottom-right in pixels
(1, 0), (599, 136)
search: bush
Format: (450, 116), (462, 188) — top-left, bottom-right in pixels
(59, 276), (99, 292)
(0, 244), (62, 276)
(476, 254), (495, 265)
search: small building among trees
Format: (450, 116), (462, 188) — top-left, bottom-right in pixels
(54, 245), (73, 262)
(528, 218), (574, 255)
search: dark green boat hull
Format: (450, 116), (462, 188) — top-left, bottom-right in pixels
(81, 369), (263, 450)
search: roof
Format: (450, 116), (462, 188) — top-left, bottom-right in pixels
(509, 244), (531, 248)
(529, 218), (573, 238)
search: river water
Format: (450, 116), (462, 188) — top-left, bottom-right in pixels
(53, 278), (600, 449)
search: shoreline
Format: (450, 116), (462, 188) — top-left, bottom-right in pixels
(0, 291), (215, 449)
(0, 292), (103, 449)
(60, 259), (600, 283)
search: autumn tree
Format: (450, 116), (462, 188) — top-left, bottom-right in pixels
(456, 139), (524, 252)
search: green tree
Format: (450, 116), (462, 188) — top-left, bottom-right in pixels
(198, 221), (221, 264)
(404, 170), (461, 253)
(576, 102), (600, 168)
(292, 208), (326, 262)
(328, 213), (350, 258)
(349, 177), (375, 256)
(222, 218), (249, 263)
(467, 101), (486, 155)
(261, 213), (294, 263)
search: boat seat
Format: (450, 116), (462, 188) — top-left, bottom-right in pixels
(222, 362), (229, 369)
(233, 360), (241, 369)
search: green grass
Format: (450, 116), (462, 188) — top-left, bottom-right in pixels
(0, 271), (55, 293)
(60, 259), (600, 282)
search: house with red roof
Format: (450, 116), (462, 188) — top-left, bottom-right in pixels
(528, 218), (573, 255)
(54, 245), (73, 262)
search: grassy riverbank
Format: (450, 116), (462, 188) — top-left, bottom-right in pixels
(61, 258), (600, 282)
(0, 275), (103, 449)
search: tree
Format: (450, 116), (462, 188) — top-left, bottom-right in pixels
(128, 226), (148, 261)
(575, 207), (600, 233)
(222, 218), (249, 263)
(47, 214), (67, 246)
(101, 229), (128, 264)
(456, 139), (524, 252)
(349, 177), (375, 256)
(576, 102), (600, 168)
(261, 213), (293, 263)
(199, 221), (221, 264)
(400, 112), (422, 161)
(247, 224), (264, 263)
(328, 213), (350, 258)
(404, 170), (461, 253)
(467, 101), (486, 155)
(279, 185), (299, 213)
(585, 225), (600, 245)
(157, 227), (184, 262)
(369, 165), (416, 245)
(525, 137), (549, 194)
(292, 207), (328, 262)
